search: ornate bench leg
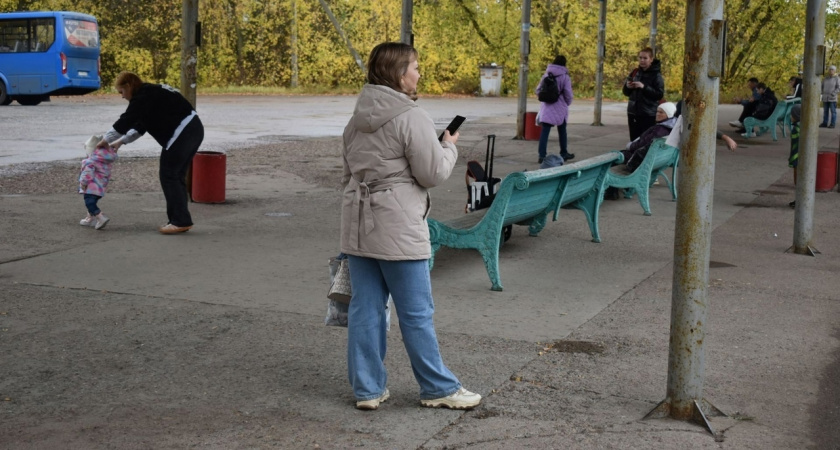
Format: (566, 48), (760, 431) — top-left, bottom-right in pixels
(478, 244), (503, 291)
(429, 243), (440, 270)
(639, 185), (652, 216)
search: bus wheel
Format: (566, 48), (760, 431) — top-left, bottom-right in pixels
(0, 83), (11, 105)
(16, 96), (42, 106)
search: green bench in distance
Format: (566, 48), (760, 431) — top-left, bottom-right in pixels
(743, 99), (797, 141)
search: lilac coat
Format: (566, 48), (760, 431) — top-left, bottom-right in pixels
(79, 147), (118, 197)
(535, 64), (573, 126)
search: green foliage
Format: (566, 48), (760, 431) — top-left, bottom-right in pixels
(3, 0), (838, 104)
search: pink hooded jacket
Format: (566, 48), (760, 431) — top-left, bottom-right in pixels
(79, 147), (118, 197)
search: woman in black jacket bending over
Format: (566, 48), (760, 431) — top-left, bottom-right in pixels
(623, 47), (665, 141)
(97, 71), (204, 234)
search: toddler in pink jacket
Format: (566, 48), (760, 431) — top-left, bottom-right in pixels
(79, 135), (117, 230)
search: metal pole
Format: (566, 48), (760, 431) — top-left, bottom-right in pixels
(592, 0), (606, 126)
(516, 0), (531, 139)
(400, 0), (413, 46)
(650, 0), (659, 56)
(291, 0), (299, 88)
(180, 0), (198, 108)
(644, 0), (725, 436)
(791, 0), (827, 256)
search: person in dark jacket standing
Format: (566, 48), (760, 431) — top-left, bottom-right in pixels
(535, 55), (575, 164)
(622, 47), (665, 141)
(97, 71), (204, 234)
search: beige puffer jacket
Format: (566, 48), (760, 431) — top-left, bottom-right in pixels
(340, 84), (457, 261)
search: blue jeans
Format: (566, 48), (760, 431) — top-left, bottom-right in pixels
(537, 121), (567, 159)
(83, 194), (101, 216)
(823, 101), (837, 126)
(346, 255), (461, 401)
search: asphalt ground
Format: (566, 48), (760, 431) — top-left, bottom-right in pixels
(1, 97), (839, 449)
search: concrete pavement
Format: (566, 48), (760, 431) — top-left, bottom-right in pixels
(1, 99), (839, 449)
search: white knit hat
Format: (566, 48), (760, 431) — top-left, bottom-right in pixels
(658, 102), (677, 119)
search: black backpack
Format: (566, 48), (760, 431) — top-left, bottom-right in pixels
(538, 73), (560, 103)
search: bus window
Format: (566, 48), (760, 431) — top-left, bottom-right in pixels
(64, 19), (98, 49)
(0, 20), (27, 52)
(32, 18), (55, 52)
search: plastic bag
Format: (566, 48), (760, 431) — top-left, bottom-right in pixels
(325, 254), (391, 329)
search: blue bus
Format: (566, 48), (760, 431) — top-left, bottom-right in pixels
(0, 11), (100, 106)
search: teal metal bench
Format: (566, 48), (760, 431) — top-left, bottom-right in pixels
(427, 152), (620, 291)
(602, 138), (679, 216)
(742, 99), (793, 141)
(778, 98), (802, 138)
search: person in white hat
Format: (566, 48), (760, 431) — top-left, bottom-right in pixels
(604, 101), (680, 200)
(620, 101), (678, 172)
(820, 65), (840, 128)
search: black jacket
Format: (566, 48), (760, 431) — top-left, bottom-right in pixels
(113, 83), (195, 148)
(753, 87), (778, 120)
(623, 59), (665, 118)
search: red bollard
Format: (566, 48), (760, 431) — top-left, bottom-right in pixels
(524, 112), (542, 141)
(192, 151), (226, 203)
(815, 151), (838, 192)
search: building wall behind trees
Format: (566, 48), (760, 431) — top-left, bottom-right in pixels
(3, 0), (837, 101)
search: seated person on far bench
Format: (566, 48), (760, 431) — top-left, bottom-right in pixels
(734, 82), (778, 135)
(729, 77), (760, 128)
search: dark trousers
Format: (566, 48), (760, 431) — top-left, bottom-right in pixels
(738, 102), (757, 122)
(537, 120), (568, 158)
(628, 114), (656, 141)
(159, 116), (204, 227)
(83, 193), (101, 216)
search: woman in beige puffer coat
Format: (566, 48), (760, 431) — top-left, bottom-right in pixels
(340, 42), (481, 411)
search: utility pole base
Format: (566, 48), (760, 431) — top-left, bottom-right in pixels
(785, 245), (820, 256)
(643, 398), (726, 440)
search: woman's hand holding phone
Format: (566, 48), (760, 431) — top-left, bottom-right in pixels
(442, 129), (459, 144)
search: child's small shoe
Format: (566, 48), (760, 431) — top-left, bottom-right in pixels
(80, 214), (96, 227)
(94, 213), (110, 230)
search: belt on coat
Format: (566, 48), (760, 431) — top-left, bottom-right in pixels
(347, 176), (416, 248)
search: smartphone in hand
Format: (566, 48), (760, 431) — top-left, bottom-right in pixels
(439, 115), (466, 141)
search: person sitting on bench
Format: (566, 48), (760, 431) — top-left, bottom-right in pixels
(620, 101), (678, 172)
(729, 77), (761, 128)
(735, 83), (778, 135)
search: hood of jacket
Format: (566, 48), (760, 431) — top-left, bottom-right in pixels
(644, 59), (662, 74)
(657, 116), (678, 129)
(349, 84), (416, 134)
(546, 64), (569, 78)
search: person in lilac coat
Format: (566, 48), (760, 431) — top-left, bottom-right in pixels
(535, 55), (575, 164)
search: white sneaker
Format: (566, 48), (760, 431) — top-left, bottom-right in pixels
(80, 214), (95, 227)
(420, 387), (481, 410)
(356, 389), (389, 410)
(729, 120), (742, 127)
(94, 213), (109, 230)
